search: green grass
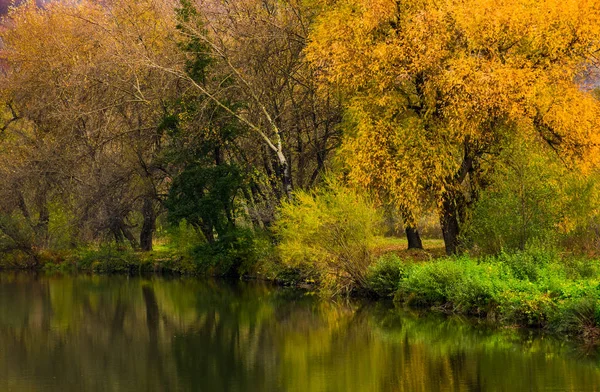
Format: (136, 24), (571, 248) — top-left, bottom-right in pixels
(371, 236), (446, 261)
(38, 244), (197, 275)
(366, 248), (600, 344)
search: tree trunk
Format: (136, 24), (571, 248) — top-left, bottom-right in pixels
(35, 203), (50, 249)
(140, 197), (155, 252)
(405, 226), (423, 249)
(111, 216), (138, 249)
(122, 222), (138, 250)
(278, 151), (293, 201)
(199, 221), (215, 243)
(440, 193), (460, 255)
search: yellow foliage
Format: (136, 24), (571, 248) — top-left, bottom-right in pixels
(274, 180), (382, 294)
(307, 0), (600, 220)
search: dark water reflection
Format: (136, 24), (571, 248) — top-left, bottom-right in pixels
(0, 273), (598, 391)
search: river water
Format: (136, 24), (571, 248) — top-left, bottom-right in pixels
(0, 273), (598, 391)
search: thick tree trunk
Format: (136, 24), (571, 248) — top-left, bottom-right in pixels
(122, 223), (138, 250)
(405, 226), (423, 249)
(439, 139), (480, 256)
(440, 194), (461, 255)
(111, 216), (138, 249)
(140, 197), (155, 252)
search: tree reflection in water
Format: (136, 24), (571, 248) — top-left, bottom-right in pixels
(0, 273), (597, 391)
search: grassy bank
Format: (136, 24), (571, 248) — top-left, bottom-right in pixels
(2, 233), (600, 346)
(366, 247), (600, 344)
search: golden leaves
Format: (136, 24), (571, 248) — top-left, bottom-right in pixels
(307, 0), (600, 218)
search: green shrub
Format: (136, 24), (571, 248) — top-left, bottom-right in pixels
(552, 296), (600, 340)
(446, 259), (502, 315)
(163, 219), (204, 252)
(397, 259), (464, 306)
(388, 247), (600, 335)
(72, 245), (143, 273)
(496, 290), (554, 327)
(274, 179), (382, 294)
(193, 228), (272, 277)
(492, 246), (558, 282)
(366, 254), (408, 297)
(561, 257), (600, 279)
(465, 141), (563, 254)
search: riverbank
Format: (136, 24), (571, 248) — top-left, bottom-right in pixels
(2, 239), (600, 347)
(367, 247), (600, 346)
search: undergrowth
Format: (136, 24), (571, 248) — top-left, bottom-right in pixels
(365, 248), (600, 343)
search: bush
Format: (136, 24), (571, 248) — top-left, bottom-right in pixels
(496, 290), (554, 327)
(72, 245), (143, 273)
(465, 141), (563, 254)
(274, 179), (382, 294)
(396, 258), (501, 314)
(552, 296), (600, 341)
(446, 259), (502, 315)
(492, 245), (558, 282)
(397, 259), (463, 306)
(193, 228), (273, 277)
(386, 247), (600, 338)
(366, 254), (408, 297)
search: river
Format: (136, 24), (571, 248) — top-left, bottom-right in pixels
(0, 273), (598, 391)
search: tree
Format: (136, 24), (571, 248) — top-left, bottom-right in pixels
(307, 0), (600, 254)
(0, 0), (182, 251)
(149, 0), (343, 214)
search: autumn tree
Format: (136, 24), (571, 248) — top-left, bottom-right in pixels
(307, 0), (600, 254)
(0, 0), (182, 251)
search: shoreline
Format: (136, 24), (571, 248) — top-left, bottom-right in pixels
(3, 246), (599, 349)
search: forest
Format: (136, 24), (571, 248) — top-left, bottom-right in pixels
(1, 0), (600, 341)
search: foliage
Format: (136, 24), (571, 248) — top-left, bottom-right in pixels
(166, 164), (246, 241)
(375, 249), (600, 337)
(366, 254), (409, 297)
(0, 0), (181, 251)
(466, 142), (562, 252)
(307, 0), (600, 254)
(274, 180), (382, 294)
(161, 219), (204, 253)
(192, 228), (273, 277)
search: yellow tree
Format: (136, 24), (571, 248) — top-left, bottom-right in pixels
(307, 0), (600, 254)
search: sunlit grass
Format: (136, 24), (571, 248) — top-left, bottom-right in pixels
(372, 236), (446, 261)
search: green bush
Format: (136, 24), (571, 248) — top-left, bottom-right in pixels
(366, 254), (408, 297)
(496, 290), (554, 327)
(386, 248), (600, 336)
(466, 141), (563, 254)
(274, 179), (382, 294)
(561, 257), (600, 280)
(492, 245), (558, 282)
(396, 258), (501, 314)
(552, 296), (600, 339)
(397, 259), (464, 306)
(193, 228), (272, 277)
(446, 259), (501, 315)
(72, 245), (143, 273)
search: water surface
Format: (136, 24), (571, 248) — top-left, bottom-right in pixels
(0, 273), (598, 391)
